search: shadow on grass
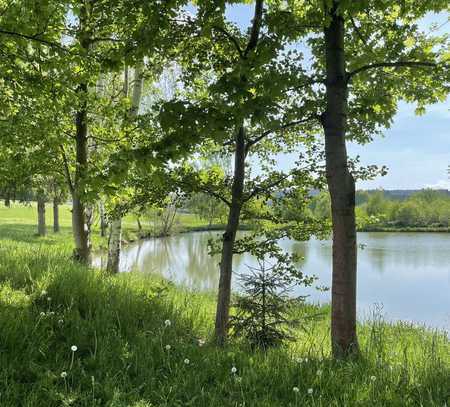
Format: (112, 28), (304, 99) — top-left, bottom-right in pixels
(0, 223), (73, 245)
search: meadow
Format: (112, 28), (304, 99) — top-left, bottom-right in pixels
(0, 203), (449, 406)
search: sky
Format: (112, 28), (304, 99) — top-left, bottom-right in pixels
(223, 4), (450, 190)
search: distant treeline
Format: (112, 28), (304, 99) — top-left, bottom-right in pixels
(310, 189), (450, 230)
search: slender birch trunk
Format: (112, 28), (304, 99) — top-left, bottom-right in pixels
(99, 201), (107, 237)
(106, 62), (144, 273)
(322, 0), (359, 358)
(106, 218), (122, 273)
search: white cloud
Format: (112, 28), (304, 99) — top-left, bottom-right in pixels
(425, 179), (450, 190)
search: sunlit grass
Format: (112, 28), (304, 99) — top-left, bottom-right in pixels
(0, 204), (449, 406)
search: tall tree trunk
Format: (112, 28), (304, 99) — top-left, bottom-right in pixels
(214, 126), (246, 345)
(106, 218), (122, 273)
(72, 81), (91, 264)
(4, 193), (10, 207)
(71, 3), (92, 265)
(323, 0), (359, 358)
(53, 197), (60, 233)
(37, 195), (46, 236)
(106, 63), (144, 270)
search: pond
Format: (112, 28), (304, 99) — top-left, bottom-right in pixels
(93, 231), (450, 334)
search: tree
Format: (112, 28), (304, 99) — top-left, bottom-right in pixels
(158, 0), (327, 345)
(282, 0), (449, 357)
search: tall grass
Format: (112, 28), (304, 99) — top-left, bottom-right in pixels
(0, 209), (449, 406)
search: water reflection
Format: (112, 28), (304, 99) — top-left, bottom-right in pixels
(93, 231), (450, 333)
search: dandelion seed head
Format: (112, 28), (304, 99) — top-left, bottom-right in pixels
(71, 345), (78, 352)
(184, 358), (190, 365)
(231, 366), (237, 374)
(60, 371), (67, 378)
(316, 369), (322, 376)
(307, 388), (313, 395)
(40, 311), (45, 317)
(370, 375), (376, 382)
(165, 344), (171, 351)
(293, 386), (299, 393)
(164, 319), (171, 327)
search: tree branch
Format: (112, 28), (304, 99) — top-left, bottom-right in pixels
(245, 173), (291, 202)
(212, 26), (244, 58)
(200, 186), (231, 207)
(347, 61), (437, 81)
(0, 28), (66, 50)
(59, 145), (74, 194)
(244, 0), (264, 56)
(246, 115), (318, 151)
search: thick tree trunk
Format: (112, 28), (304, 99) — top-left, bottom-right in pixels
(72, 82), (91, 264)
(71, 5), (92, 265)
(37, 196), (46, 236)
(323, 1), (359, 358)
(53, 197), (60, 233)
(214, 127), (246, 345)
(106, 218), (122, 273)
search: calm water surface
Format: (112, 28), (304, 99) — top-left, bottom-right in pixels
(94, 231), (450, 333)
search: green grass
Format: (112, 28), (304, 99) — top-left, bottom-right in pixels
(0, 204), (449, 406)
(0, 202), (214, 249)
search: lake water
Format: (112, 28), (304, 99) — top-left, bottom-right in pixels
(93, 231), (450, 333)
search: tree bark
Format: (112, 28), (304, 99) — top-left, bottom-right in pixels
(99, 201), (108, 237)
(106, 218), (122, 273)
(72, 82), (92, 264)
(53, 197), (60, 233)
(106, 63), (143, 270)
(71, 4), (92, 265)
(322, 0), (359, 358)
(136, 217), (142, 233)
(214, 126), (246, 345)
(37, 195), (46, 236)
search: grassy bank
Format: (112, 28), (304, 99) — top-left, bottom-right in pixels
(359, 226), (450, 233)
(1, 204), (449, 406)
(0, 202), (215, 248)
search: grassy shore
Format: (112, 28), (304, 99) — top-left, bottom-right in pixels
(0, 203), (449, 406)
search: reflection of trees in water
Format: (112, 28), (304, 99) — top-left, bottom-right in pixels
(184, 233), (220, 290)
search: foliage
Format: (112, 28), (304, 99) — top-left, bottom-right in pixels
(231, 258), (313, 349)
(309, 189), (450, 230)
